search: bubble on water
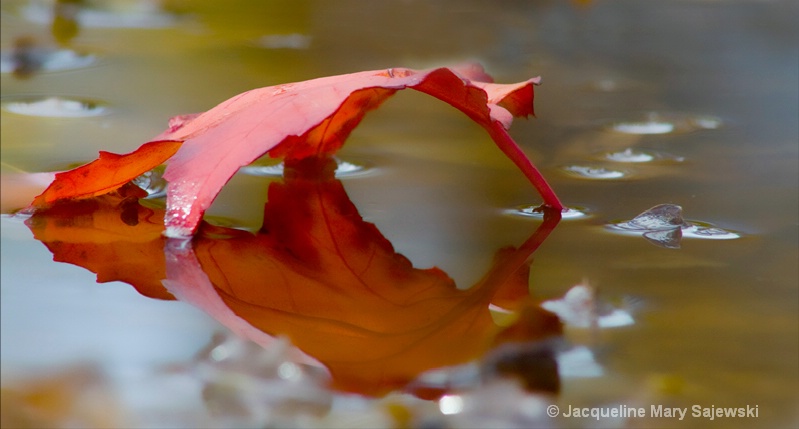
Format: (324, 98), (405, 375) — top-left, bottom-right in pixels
(508, 205), (589, 220)
(240, 158), (372, 178)
(561, 165), (629, 180)
(606, 112), (723, 135)
(2, 96), (108, 117)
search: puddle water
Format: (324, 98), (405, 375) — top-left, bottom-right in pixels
(2, 1), (797, 428)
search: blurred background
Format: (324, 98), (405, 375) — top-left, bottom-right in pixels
(2, 0), (797, 427)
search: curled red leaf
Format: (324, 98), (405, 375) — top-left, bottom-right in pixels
(29, 64), (563, 237)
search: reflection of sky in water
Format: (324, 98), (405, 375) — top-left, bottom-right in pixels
(0, 217), (216, 376)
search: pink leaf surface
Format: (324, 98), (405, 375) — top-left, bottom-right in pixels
(156, 64), (561, 237)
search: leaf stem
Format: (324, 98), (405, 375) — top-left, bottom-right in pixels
(487, 121), (564, 211)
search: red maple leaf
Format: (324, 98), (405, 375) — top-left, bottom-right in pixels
(30, 64), (563, 237)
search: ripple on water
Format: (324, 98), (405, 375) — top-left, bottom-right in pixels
(2, 96), (109, 117)
(606, 112), (723, 135)
(601, 148), (686, 164)
(240, 158), (373, 178)
(508, 205), (590, 220)
(561, 165), (630, 180)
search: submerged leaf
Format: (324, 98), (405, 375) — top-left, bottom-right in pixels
(29, 64), (563, 237)
(26, 157), (562, 396)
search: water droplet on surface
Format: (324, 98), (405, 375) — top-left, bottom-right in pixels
(2, 96), (108, 117)
(602, 148), (685, 163)
(508, 205), (589, 220)
(606, 112), (723, 135)
(611, 120), (675, 135)
(561, 165), (628, 180)
(604, 148), (655, 162)
(240, 158), (372, 178)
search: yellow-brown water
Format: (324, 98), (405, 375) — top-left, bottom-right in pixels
(1, 1), (797, 428)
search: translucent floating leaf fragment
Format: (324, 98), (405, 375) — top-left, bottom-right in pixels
(607, 204), (741, 248)
(642, 228), (683, 249)
(613, 204), (687, 231)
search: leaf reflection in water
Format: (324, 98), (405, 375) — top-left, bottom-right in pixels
(25, 156), (563, 398)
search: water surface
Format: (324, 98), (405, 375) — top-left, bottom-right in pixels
(2, 1), (797, 428)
